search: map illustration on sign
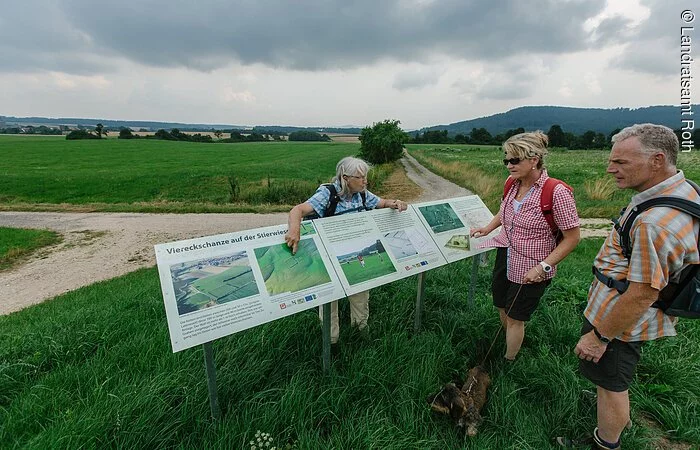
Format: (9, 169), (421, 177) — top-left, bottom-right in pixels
(170, 251), (259, 315)
(254, 239), (332, 295)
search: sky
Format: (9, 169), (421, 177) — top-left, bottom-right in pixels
(0, 0), (692, 130)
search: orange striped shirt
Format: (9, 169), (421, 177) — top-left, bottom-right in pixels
(585, 171), (700, 342)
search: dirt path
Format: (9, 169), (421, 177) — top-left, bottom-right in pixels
(0, 157), (611, 315)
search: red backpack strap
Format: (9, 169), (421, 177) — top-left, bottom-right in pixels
(540, 177), (572, 236)
(503, 176), (516, 199)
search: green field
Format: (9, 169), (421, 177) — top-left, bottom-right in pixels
(254, 239), (331, 295)
(0, 136), (363, 212)
(340, 251), (396, 285)
(2, 240), (699, 448)
(407, 144), (700, 218)
(0, 227), (61, 270)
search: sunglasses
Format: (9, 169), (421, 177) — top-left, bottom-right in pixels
(502, 157), (523, 166)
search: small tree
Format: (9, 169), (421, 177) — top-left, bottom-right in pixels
(118, 127), (135, 139)
(358, 119), (407, 164)
(94, 123), (106, 138)
(214, 130), (223, 139)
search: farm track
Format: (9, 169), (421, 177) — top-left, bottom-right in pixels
(0, 155), (611, 315)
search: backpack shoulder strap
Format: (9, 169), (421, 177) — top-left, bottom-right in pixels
(322, 183), (340, 217)
(360, 191), (367, 210)
(618, 180), (700, 259)
(540, 177), (572, 236)
(503, 176), (516, 199)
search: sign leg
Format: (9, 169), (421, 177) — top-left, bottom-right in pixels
(203, 341), (222, 420)
(322, 302), (332, 374)
(468, 256), (479, 308)
(414, 272), (425, 334)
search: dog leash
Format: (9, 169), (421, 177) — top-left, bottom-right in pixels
(479, 283), (524, 367)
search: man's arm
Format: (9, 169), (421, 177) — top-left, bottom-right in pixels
(575, 281), (659, 363)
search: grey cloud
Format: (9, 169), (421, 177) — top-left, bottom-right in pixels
(392, 68), (442, 91)
(3, 0), (630, 74)
(613, 0), (683, 76)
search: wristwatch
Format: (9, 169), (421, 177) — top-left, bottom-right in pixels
(539, 261), (553, 273)
(593, 327), (612, 344)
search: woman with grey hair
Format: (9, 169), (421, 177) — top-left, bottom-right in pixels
(470, 131), (580, 361)
(285, 156), (407, 354)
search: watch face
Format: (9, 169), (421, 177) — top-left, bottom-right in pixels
(540, 261), (552, 272)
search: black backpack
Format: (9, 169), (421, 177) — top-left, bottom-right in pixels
(592, 179), (700, 318)
(304, 183), (367, 219)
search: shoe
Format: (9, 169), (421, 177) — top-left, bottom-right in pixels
(553, 435), (593, 448)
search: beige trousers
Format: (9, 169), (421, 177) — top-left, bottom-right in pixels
(319, 290), (370, 344)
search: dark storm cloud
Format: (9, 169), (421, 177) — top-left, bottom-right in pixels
(1, 0), (638, 74)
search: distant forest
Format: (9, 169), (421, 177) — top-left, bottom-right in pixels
(421, 105), (698, 135)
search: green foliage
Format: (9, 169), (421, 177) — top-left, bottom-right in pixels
(288, 130), (331, 142)
(65, 129), (100, 140)
(0, 227), (61, 270)
(1, 241), (699, 448)
(358, 119), (408, 164)
(118, 128), (136, 139)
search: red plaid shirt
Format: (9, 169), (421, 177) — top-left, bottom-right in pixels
(481, 170), (580, 283)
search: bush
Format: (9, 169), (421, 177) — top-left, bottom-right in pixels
(358, 119), (407, 164)
(288, 130), (331, 142)
(66, 130), (100, 140)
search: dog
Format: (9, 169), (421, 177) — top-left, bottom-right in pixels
(426, 366), (491, 436)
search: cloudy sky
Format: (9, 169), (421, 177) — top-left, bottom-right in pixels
(0, 0), (691, 129)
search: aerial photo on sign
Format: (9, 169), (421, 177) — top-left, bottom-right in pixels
(170, 251), (258, 315)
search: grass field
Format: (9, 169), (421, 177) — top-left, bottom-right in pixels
(0, 136), (369, 212)
(1, 239), (698, 449)
(406, 144), (700, 218)
(0, 227), (61, 270)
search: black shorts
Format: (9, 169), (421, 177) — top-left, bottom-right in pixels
(579, 319), (643, 392)
(491, 247), (550, 322)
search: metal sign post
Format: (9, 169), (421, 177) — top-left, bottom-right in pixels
(414, 272), (425, 333)
(322, 302), (332, 373)
(468, 256), (479, 308)
(202, 341), (221, 420)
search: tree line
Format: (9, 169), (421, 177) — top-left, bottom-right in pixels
(411, 124), (700, 150)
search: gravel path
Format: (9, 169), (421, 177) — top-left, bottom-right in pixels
(0, 157), (610, 315)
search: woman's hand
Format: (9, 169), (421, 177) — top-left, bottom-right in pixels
(522, 265), (545, 284)
(284, 229), (301, 255)
(393, 199), (407, 211)
(470, 227), (488, 238)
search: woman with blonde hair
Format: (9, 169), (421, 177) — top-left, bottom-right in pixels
(471, 131), (580, 361)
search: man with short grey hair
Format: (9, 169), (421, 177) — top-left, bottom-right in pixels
(557, 124), (699, 449)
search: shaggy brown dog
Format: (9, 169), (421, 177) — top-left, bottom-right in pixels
(426, 366), (491, 436)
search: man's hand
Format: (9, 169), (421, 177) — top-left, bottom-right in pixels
(575, 330), (608, 363)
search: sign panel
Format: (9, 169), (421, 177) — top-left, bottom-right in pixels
(155, 222), (345, 352)
(314, 207), (448, 296)
(154, 195), (498, 352)
(413, 195), (498, 263)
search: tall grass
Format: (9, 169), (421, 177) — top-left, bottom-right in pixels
(406, 144), (700, 218)
(2, 239), (698, 449)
